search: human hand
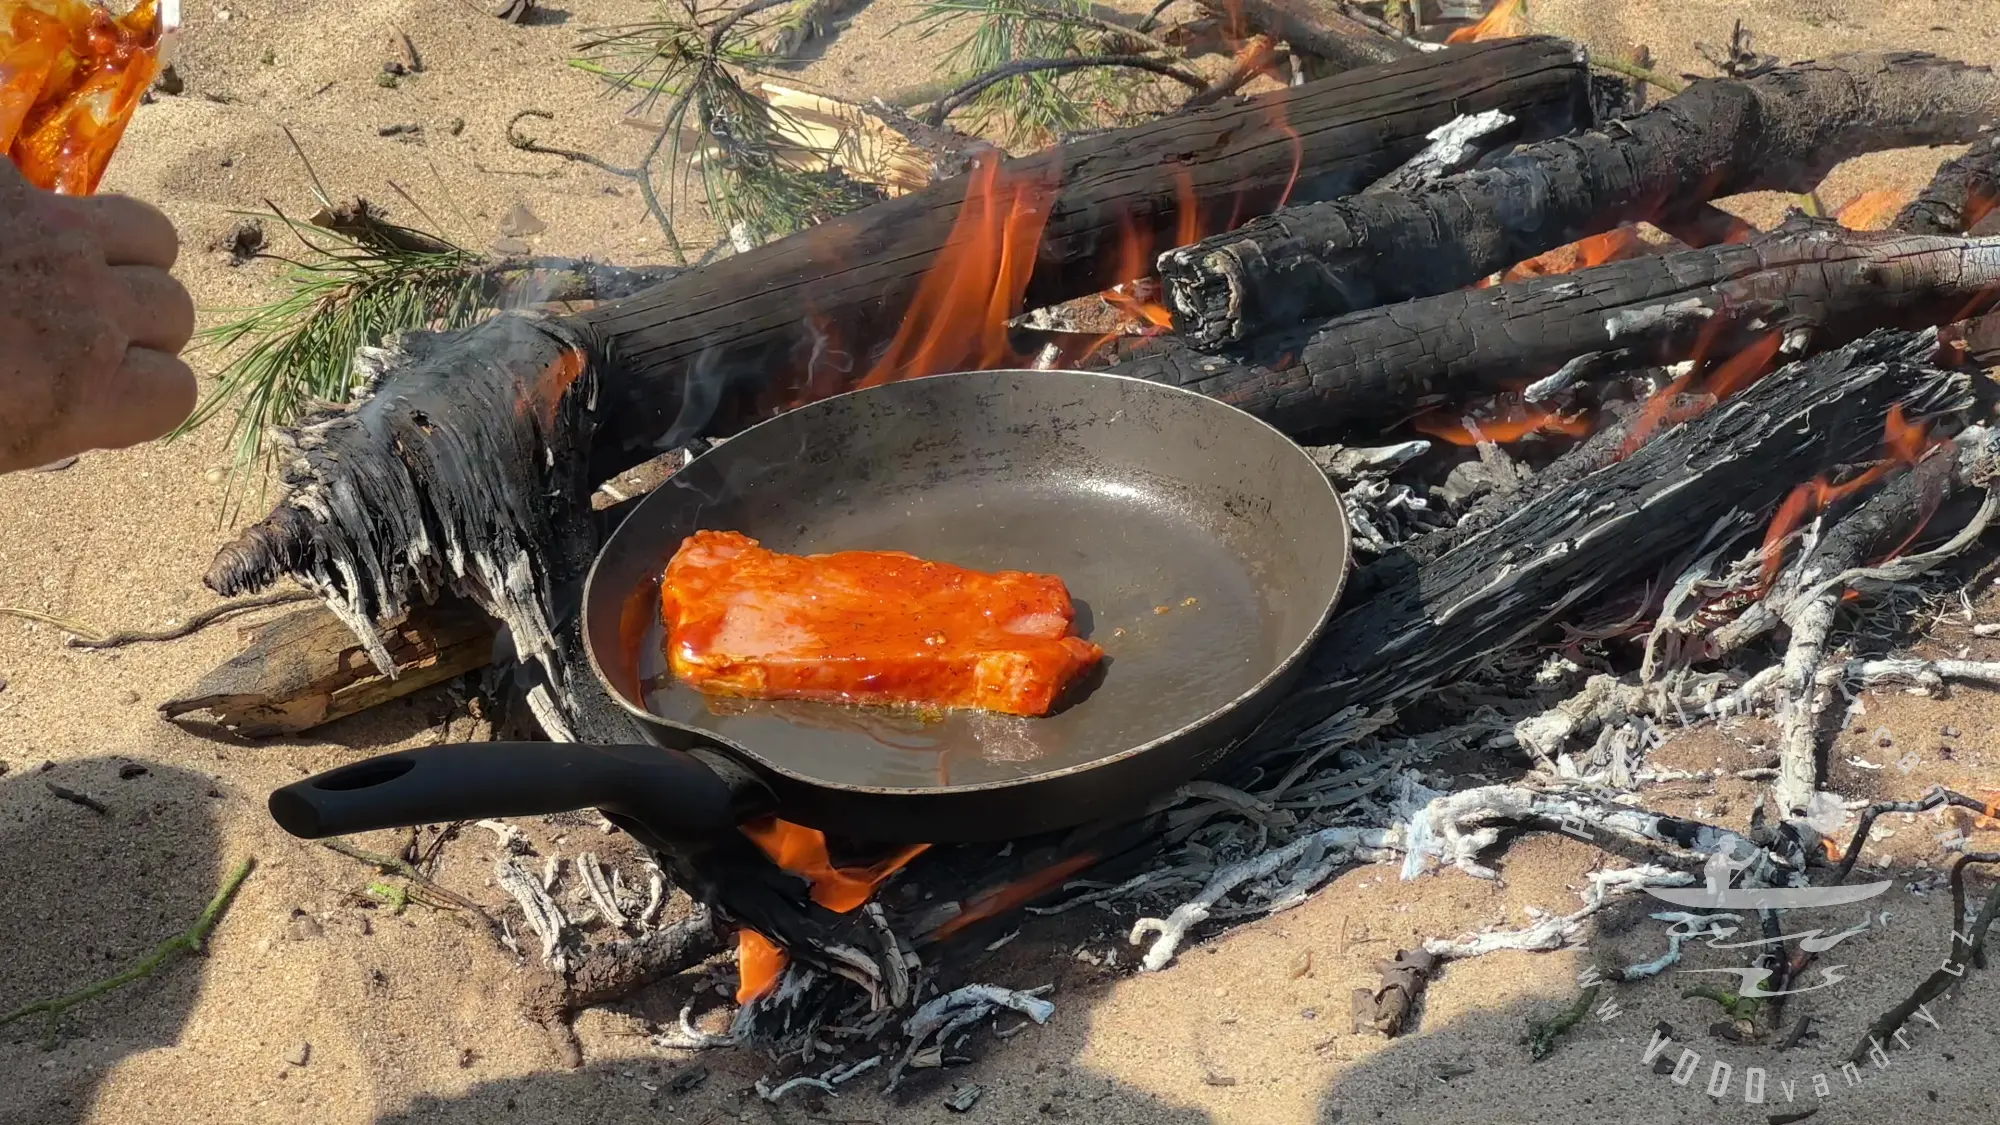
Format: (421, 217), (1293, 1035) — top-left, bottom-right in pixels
(0, 159), (195, 473)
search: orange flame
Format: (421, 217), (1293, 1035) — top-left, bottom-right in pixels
(1833, 190), (1909, 232)
(2, 0), (165, 194)
(1446, 0), (1528, 43)
(858, 157), (1059, 388)
(1619, 329), (1784, 458)
(1413, 404), (1591, 445)
(932, 850), (1101, 940)
(1501, 225), (1648, 283)
(1967, 190), (1998, 232)
(1756, 404), (1935, 590)
(733, 818), (929, 1002)
(735, 929), (788, 1004)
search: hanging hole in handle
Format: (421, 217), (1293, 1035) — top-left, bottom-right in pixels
(311, 757), (417, 791)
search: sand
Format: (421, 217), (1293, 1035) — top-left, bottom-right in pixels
(4, 0), (2000, 1122)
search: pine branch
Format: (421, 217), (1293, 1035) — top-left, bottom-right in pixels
(0, 858), (255, 1048)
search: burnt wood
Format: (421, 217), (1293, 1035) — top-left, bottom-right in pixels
(1896, 132), (2000, 237)
(571, 37), (1590, 478)
(1159, 52), (2000, 349)
(1235, 330), (1975, 757)
(1102, 220), (2000, 435)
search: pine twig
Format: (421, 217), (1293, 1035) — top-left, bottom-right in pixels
(1846, 853), (2000, 1062)
(0, 858), (255, 1047)
(321, 838), (500, 928)
(924, 54), (1206, 126)
(1525, 984), (1599, 1060)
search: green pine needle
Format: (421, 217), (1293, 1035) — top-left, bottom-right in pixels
(911, 0), (1137, 148)
(175, 208), (494, 502)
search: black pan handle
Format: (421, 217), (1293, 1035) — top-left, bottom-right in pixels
(268, 742), (745, 845)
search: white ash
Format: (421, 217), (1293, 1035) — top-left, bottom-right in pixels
(1363, 109), (1514, 193)
(576, 852), (628, 929)
(1423, 865), (1688, 959)
(1617, 912), (1735, 979)
(1129, 825), (1398, 971)
(495, 856), (573, 972)
(885, 985), (1053, 1091)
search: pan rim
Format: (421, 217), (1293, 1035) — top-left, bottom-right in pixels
(582, 367), (1349, 798)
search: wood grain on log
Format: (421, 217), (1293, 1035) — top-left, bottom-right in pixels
(1160, 52), (2000, 349)
(160, 600), (495, 737)
(1240, 330), (1975, 756)
(1104, 221), (2000, 434)
(573, 38), (1590, 479)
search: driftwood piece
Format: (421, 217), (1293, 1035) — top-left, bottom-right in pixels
(1105, 221), (2000, 435)
(1239, 330), (1976, 756)
(1895, 132), (2000, 237)
(1196, 0), (1416, 78)
(160, 599), (495, 737)
(1159, 52), (2000, 348)
(1350, 948), (1438, 1036)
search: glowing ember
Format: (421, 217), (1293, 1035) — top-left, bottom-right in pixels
(1967, 189), (1998, 232)
(733, 817), (928, 1002)
(1500, 225), (1649, 283)
(857, 157), (1059, 388)
(1446, 0), (1528, 43)
(1756, 404), (1940, 591)
(1832, 189), (1909, 231)
(2, 0), (166, 194)
(1413, 403), (1591, 445)
(932, 850), (1101, 940)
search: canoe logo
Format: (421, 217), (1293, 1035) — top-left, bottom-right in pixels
(1638, 849), (1892, 998)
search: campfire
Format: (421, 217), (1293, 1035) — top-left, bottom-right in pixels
(167, 8), (2000, 1103)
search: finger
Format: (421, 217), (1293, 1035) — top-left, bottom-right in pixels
(73, 193), (179, 269)
(114, 264), (197, 354)
(80, 347), (198, 451)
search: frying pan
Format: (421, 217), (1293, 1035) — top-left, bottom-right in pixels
(269, 369), (1350, 848)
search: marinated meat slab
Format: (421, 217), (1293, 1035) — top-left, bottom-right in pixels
(661, 531), (1103, 717)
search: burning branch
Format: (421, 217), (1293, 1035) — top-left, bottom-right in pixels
(1159, 51), (2000, 348)
(1109, 220), (2000, 435)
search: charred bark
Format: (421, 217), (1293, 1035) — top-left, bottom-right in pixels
(1896, 132), (2000, 237)
(1105, 220), (2000, 435)
(1239, 330), (1976, 756)
(1159, 52), (2000, 349)
(206, 315), (601, 712)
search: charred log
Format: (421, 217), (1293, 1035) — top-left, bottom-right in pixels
(1895, 133), (2000, 237)
(1105, 220), (2000, 435)
(204, 40), (1593, 676)
(574, 36), (1589, 478)
(207, 315), (601, 709)
(1239, 330), (1976, 757)
(1159, 52), (2000, 349)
